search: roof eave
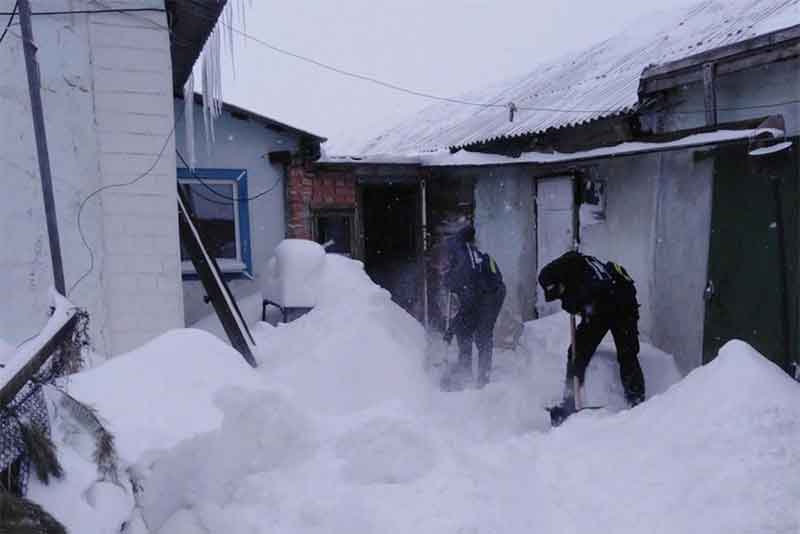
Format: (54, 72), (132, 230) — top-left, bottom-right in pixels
(167, 0), (228, 94)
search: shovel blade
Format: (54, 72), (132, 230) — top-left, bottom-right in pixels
(547, 397), (577, 427)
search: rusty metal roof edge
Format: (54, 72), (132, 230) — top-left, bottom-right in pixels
(446, 107), (638, 152)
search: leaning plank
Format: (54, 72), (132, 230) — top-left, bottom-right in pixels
(177, 185), (258, 367)
(0, 313), (77, 409)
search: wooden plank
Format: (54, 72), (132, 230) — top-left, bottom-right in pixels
(177, 186), (258, 368)
(0, 314), (77, 409)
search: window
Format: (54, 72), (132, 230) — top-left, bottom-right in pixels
(313, 209), (354, 256)
(178, 168), (252, 277)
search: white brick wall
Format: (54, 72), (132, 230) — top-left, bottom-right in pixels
(88, 4), (184, 355)
(1, 0), (183, 356)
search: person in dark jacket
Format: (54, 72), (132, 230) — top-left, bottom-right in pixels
(443, 225), (506, 388)
(538, 251), (645, 407)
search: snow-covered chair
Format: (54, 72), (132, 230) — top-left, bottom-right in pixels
(262, 240), (326, 323)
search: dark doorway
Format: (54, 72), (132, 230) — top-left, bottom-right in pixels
(362, 185), (420, 316)
(704, 141), (798, 372)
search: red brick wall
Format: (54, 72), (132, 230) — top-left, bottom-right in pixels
(286, 161), (314, 239)
(286, 162), (357, 239)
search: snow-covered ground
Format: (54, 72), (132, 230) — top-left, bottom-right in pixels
(22, 249), (800, 533)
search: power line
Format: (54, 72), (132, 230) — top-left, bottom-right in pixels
(0, 1), (17, 45)
(176, 149), (283, 203)
(0, 7), (165, 16)
(219, 20), (800, 116)
(24, 5), (799, 117)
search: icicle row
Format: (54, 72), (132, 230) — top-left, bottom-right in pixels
(196, 0), (250, 152)
(183, 73), (196, 169)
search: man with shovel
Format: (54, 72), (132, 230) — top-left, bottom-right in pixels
(441, 224), (506, 389)
(538, 251), (645, 424)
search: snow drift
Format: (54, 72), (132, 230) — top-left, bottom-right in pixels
(254, 252), (429, 414)
(24, 245), (799, 533)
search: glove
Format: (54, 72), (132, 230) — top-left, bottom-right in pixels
(443, 329), (454, 345)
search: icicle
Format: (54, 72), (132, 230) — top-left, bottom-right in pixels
(183, 73), (196, 169)
(226, 3), (236, 79)
(196, 0), (249, 153)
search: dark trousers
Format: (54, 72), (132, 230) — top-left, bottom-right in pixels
(566, 310), (645, 405)
(454, 285), (506, 385)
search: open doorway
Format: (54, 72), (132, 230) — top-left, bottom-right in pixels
(361, 185), (420, 316)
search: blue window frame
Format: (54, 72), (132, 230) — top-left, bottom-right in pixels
(177, 168), (252, 279)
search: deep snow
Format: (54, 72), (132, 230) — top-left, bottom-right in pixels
(23, 249), (800, 534)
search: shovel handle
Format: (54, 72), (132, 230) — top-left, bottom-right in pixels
(445, 292), (452, 331)
(570, 314), (582, 410)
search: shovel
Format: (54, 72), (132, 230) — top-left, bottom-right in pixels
(548, 314), (603, 426)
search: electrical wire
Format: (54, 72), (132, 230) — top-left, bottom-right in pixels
(68, 121), (178, 297)
(0, 7), (165, 16)
(26, 4), (799, 117)
(217, 19), (800, 116)
(0, 0), (17, 45)
(176, 149), (283, 203)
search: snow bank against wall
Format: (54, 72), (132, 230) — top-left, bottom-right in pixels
(532, 340), (800, 533)
(66, 329), (264, 463)
(23, 322), (264, 533)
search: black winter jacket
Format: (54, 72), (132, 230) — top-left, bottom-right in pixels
(538, 251), (637, 318)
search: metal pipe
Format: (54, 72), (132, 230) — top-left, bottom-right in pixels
(571, 173), (582, 409)
(18, 0), (65, 295)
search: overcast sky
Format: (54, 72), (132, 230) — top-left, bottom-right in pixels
(217, 0), (700, 152)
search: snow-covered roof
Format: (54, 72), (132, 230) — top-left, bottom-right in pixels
(359, 0), (800, 155)
(323, 127), (782, 167)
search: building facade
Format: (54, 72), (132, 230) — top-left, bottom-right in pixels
(0, 1), (224, 355)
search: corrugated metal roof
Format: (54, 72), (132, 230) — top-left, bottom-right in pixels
(359, 0), (800, 155)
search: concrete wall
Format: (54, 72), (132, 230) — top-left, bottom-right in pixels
(174, 99), (302, 324)
(579, 154), (661, 340)
(471, 166), (537, 346)
(529, 149), (713, 374)
(0, 1), (183, 356)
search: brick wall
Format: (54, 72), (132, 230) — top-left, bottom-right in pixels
(286, 162), (357, 239)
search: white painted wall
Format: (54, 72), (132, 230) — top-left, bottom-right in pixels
(174, 99), (303, 325)
(0, 1), (183, 356)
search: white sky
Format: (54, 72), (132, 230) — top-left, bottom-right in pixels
(218, 0), (700, 153)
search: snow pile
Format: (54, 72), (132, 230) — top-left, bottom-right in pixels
(24, 247), (799, 533)
(531, 340), (800, 533)
(25, 328), (265, 533)
(190, 291), (267, 340)
(519, 311), (682, 410)
(66, 329), (264, 463)
(256, 252), (429, 414)
(263, 239), (327, 308)
(139, 389), (319, 533)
